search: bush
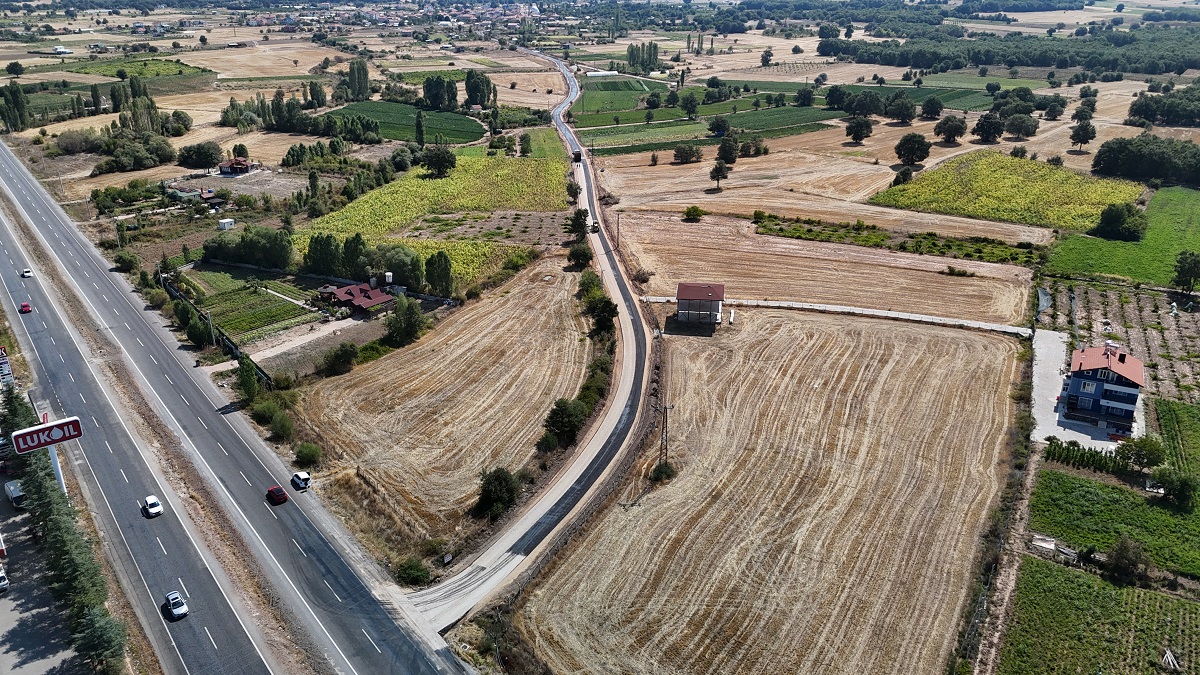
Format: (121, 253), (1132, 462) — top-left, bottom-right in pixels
(322, 341), (359, 375)
(1091, 202), (1148, 242)
(144, 287), (169, 308)
(892, 166), (913, 186)
(113, 250), (140, 272)
(568, 241), (593, 267)
(294, 441), (322, 467)
(475, 467), (520, 520)
(536, 431), (558, 453)
(544, 398), (589, 446)
(394, 556), (431, 585)
(649, 461), (677, 482)
(270, 410), (295, 441)
(683, 205), (704, 222)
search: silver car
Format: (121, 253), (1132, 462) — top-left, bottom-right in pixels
(165, 591), (188, 619)
(144, 495), (164, 517)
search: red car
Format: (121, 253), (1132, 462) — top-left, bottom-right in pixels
(18, 302), (30, 314)
(266, 485), (288, 505)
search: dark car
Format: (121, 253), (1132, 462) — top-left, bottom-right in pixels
(266, 485), (288, 505)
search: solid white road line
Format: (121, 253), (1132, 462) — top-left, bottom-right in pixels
(120, 469), (128, 483)
(157, 537), (167, 556)
(362, 629), (381, 654)
(205, 627), (218, 650)
(293, 539), (307, 558)
(323, 579), (342, 602)
(179, 578), (191, 597)
(240, 471), (252, 487)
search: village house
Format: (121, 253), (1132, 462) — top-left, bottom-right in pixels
(318, 282), (395, 313)
(218, 157), (260, 175)
(1062, 341), (1144, 436)
(676, 283), (724, 324)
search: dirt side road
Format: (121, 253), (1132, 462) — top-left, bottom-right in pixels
(518, 309), (1019, 675)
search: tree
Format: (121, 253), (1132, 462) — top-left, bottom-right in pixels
(323, 342), (359, 375)
(894, 133), (932, 166)
(385, 295), (426, 345)
(1115, 434), (1166, 471)
(340, 232), (368, 280)
(1004, 114), (1040, 140)
(1070, 120), (1097, 149)
(972, 112), (1005, 143)
(794, 88), (814, 107)
(5, 61), (23, 76)
(708, 116), (731, 136)
(919, 96), (944, 120)
(717, 136), (739, 164)
(1072, 105), (1093, 123)
(1106, 533), (1152, 586)
(178, 141), (223, 170)
(893, 166), (914, 185)
(414, 109), (425, 147)
(232, 142), (248, 159)
(934, 115), (968, 144)
(680, 92), (700, 119)
(569, 207), (590, 238)
(1092, 202), (1148, 242)
(645, 110), (654, 124)
(760, 49), (773, 67)
(199, 34), (207, 45)
(683, 205), (704, 222)
(885, 96), (916, 124)
(545, 398), (589, 446)
(1174, 250), (1200, 294)
(423, 146), (456, 178)
(1152, 466), (1198, 509)
(236, 356), (259, 402)
(673, 144), (703, 164)
(566, 180), (581, 203)
(425, 250), (453, 297)
(710, 160), (730, 189)
(476, 467), (520, 519)
(985, 81), (1001, 96)
(568, 241), (593, 267)
(1044, 103), (1064, 120)
(665, 90), (679, 107)
(846, 116), (873, 143)
(115, 67), (127, 81)
(847, 91), (883, 117)
(72, 606), (127, 667)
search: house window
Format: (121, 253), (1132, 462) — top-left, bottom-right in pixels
(1078, 397), (1093, 410)
(1081, 381), (1097, 394)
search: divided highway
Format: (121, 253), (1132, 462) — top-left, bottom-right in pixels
(0, 143), (466, 674)
(410, 51), (652, 630)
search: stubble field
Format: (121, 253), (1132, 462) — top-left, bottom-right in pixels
(518, 309), (1019, 674)
(618, 211), (1031, 324)
(293, 255), (589, 558)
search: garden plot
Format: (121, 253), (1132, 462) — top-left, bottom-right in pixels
(293, 255), (589, 562)
(518, 309), (1019, 675)
(618, 211), (1031, 324)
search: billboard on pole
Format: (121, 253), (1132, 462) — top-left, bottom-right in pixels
(11, 417), (83, 455)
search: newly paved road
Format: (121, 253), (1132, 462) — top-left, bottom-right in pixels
(411, 51), (652, 631)
(0, 143), (466, 674)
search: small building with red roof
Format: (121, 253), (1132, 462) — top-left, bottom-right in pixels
(320, 282), (395, 313)
(1063, 341), (1144, 435)
(676, 282), (723, 324)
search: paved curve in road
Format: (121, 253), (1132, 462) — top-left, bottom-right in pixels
(410, 51), (652, 631)
(0, 143), (467, 675)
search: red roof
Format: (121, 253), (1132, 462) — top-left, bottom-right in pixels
(330, 282), (392, 310)
(677, 283), (724, 302)
(1071, 345), (1145, 387)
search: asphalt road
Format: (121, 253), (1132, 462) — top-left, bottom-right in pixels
(410, 51), (651, 630)
(0, 143), (466, 675)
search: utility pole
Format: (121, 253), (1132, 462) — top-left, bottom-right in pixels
(656, 403), (674, 467)
(616, 211), (620, 252)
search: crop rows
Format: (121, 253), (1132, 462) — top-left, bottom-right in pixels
(203, 288), (316, 337)
(871, 150), (1143, 231)
(999, 556), (1200, 674)
(235, 312), (322, 345)
(67, 58), (207, 78)
(1028, 469), (1200, 577)
(1154, 399), (1200, 474)
(326, 101), (484, 144)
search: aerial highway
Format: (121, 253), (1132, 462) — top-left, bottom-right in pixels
(0, 142), (467, 674)
(410, 51), (652, 631)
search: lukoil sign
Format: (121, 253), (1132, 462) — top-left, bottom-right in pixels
(12, 417), (83, 455)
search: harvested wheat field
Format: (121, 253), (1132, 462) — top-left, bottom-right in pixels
(294, 255), (590, 557)
(175, 41), (344, 78)
(619, 211), (1031, 323)
(518, 309), (1018, 675)
(495, 71), (568, 108)
(597, 137), (1052, 244)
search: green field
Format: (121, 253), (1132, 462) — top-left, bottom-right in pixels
(1028, 469), (1200, 577)
(183, 265), (321, 343)
(1045, 188), (1199, 285)
(839, 84), (997, 111)
(393, 69), (467, 84)
(572, 76), (668, 115)
(588, 122), (833, 157)
(579, 105), (841, 149)
(67, 57), (208, 78)
(870, 150), (1144, 231)
(1156, 398), (1200, 474)
(998, 556), (1200, 675)
(325, 102), (484, 144)
(919, 73), (1050, 91)
(579, 119), (708, 148)
(523, 127), (567, 159)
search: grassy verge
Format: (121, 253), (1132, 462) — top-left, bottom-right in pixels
(1045, 187), (1200, 285)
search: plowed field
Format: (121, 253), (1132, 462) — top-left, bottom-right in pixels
(518, 309), (1019, 675)
(619, 211), (1031, 324)
(294, 255), (590, 556)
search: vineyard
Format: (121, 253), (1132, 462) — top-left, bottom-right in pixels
(67, 58), (208, 78)
(1045, 188), (1200, 285)
(870, 150), (1144, 231)
(325, 101), (484, 144)
(1156, 399), (1200, 474)
(999, 556), (1200, 674)
(840, 84), (996, 111)
(1028, 469), (1200, 577)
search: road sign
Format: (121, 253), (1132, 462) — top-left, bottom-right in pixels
(11, 417), (83, 455)
(0, 345), (13, 388)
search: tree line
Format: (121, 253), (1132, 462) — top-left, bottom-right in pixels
(219, 89), (381, 144)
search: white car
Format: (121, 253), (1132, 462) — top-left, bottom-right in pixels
(0, 568), (9, 592)
(165, 591), (188, 619)
(144, 495), (164, 517)
(20, 268), (31, 278)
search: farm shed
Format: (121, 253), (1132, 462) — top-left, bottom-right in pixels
(218, 157), (260, 175)
(677, 283), (724, 324)
(1063, 341), (1144, 436)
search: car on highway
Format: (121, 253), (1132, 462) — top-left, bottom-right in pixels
(19, 268), (31, 278)
(290, 472), (310, 491)
(18, 302), (30, 313)
(0, 567), (9, 592)
(144, 495), (164, 517)
(266, 485), (288, 505)
(164, 591), (188, 620)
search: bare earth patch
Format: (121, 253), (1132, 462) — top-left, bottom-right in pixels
(495, 71), (568, 109)
(618, 210), (1031, 324)
(518, 309), (1018, 675)
(293, 255), (590, 561)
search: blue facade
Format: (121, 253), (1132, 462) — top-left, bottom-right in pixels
(1064, 366), (1140, 434)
